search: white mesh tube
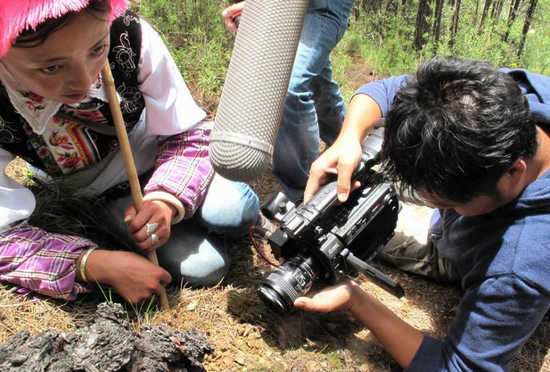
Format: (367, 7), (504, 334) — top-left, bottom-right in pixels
(210, 0), (309, 181)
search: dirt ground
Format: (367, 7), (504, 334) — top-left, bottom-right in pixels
(1, 157), (549, 372)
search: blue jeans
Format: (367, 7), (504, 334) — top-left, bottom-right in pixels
(272, 0), (353, 201)
(104, 174), (259, 287)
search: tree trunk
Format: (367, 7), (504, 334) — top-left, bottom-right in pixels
(364, 0), (384, 12)
(353, 5), (361, 21)
(414, 0), (432, 49)
(491, 0), (504, 19)
(478, 0), (493, 31)
(503, 0), (522, 42)
(517, 0), (538, 57)
(449, 0), (462, 47)
(432, 0), (445, 46)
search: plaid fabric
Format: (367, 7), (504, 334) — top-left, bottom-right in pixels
(0, 222), (94, 300)
(144, 121), (214, 218)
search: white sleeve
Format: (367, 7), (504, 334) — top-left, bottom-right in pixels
(137, 19), (206, 137)
(0, 149), (35, 232)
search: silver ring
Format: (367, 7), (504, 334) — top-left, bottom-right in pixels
(146, 222), (159, 236)
(151, 233), (159, 245)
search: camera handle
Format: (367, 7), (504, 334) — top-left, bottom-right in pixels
(360, 126), (384, 169)
(340, 248), (405, 298)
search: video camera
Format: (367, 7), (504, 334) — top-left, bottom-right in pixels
(257, 127), (404, 313)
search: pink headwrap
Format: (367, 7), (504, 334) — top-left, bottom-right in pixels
(0, 0), (131, 58)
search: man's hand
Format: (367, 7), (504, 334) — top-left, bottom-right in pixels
(304, 94), (383, 203)
(124, 200), (176, 251)
(294, 279), (359, 313)
(222, 1), (245, 32)
(295, 277), (423, 369)
(85, 250), (172, 304)
(304, 138), (363, 203)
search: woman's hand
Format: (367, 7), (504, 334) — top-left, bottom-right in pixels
(83, 250), (172, 304)
(124, 200), (176, 251)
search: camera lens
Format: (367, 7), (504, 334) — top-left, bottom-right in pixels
(257, 254), (319, 313)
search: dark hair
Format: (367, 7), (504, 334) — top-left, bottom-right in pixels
(381, 56), (538, 204)
(14, 0), (111, 49)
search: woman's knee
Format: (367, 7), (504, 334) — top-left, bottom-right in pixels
(199, 175), (259, 237)
(157, 225), (231, 287)
(178, 254), (230, 287)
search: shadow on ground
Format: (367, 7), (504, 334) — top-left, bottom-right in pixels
(219, 229), (549, 371)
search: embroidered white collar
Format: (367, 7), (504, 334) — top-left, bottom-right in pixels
(0, 63), (109, 135)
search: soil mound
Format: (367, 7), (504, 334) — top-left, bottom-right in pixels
(0, 302), (213, 372)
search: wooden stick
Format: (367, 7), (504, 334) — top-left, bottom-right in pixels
(101, 59), (170, 311)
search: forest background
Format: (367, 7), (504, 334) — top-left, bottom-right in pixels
(1, 0), (549, 371)
(138, 0), (549, 116)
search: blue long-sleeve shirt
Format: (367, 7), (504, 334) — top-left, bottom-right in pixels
(354, 69), (550, 372)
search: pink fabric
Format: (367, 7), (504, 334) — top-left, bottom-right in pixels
(0, 223), (95, 300)
(0, 0), (131, 58)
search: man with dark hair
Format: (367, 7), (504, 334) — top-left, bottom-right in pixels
(297, 57), (550, 371)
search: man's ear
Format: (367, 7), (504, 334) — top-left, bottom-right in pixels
(507, 158), (527, 179)
(495, 158), (528, 205)
(503, 159), (528, 195)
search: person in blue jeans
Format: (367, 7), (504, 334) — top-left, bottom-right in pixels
(223, 0), (354, 201)
(300, 57), (550, 371)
